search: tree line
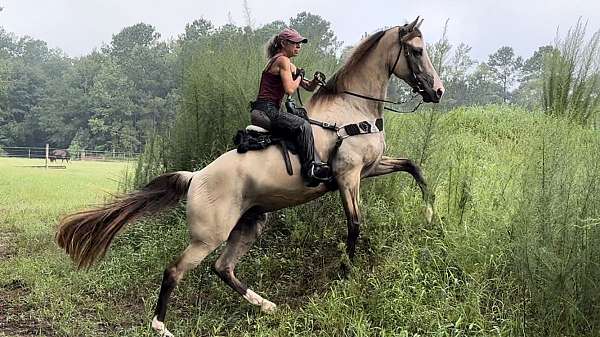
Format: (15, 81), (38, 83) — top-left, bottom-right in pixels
(0, 13), (598, 154)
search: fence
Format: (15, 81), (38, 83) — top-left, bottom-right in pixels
(0, 145), (140, 162)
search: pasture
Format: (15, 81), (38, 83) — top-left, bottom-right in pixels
(1, 106), (600, 337)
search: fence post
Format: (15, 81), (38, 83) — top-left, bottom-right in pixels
(45, 144), (49, 169)
(28, 148), (31, 159)
(82, 149), (86, 161)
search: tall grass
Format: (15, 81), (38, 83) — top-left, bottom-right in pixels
(543, 19), (600, 126)
(3, 107), (600, 336)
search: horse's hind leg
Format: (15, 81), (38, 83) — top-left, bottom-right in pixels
(152, 239), (220, 336)
(213, 211), (276, 312)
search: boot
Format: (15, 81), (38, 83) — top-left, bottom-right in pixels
(302, 161), (331, 187)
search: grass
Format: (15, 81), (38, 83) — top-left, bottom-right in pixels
(0, 158), (133, 336)
(1, 106), (600, 336)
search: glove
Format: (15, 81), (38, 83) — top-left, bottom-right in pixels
(293, 68), (305, 80)
(313, 71), (326, 86)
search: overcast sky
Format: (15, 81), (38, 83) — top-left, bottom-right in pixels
(1, 0), (599, 61)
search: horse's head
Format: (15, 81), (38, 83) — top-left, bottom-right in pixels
(391, 17), (445, 103)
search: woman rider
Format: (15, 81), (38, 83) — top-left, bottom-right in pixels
(251, 28), (330, 187)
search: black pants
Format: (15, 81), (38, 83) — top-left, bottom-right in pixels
(251, 100), (318, 172)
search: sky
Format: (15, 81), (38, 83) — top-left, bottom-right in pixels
(1, 0), (599, 61)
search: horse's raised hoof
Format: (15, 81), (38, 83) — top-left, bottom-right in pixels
(261, 299), (277, 313)
(152, 316), (174, 337)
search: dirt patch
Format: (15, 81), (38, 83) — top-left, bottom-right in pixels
(0, 280), (55, 336)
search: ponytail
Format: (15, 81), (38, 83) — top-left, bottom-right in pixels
(265, 35), (282, 59)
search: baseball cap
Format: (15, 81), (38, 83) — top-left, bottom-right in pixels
(278, 28), (308, 43)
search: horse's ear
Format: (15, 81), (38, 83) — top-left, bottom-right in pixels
(407, 16), (420, 31)
(416, 18), (424, 30)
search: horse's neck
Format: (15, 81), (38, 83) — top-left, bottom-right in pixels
(310, 42), (393, 123)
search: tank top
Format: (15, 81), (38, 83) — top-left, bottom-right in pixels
(256, 54), (286, 108)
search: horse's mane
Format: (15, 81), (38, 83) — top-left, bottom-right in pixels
(311, 29), (389, 101)
(311, 25), (423, 104)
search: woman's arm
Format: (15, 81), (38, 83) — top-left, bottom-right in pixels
(300, 78), (318, 92)
(278, 57), (301, 95)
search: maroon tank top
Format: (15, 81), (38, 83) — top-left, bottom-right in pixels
(256, 54), (285, 108)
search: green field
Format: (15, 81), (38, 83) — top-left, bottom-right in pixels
(1, 106), (600, 337)
(0, 158), (133, 336)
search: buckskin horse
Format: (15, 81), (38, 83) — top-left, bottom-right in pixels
(56, 18), (444, 337)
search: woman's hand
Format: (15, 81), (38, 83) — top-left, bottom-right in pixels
(293, 68), (305, 80)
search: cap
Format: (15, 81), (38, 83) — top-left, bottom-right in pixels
(278, 28), (308, 43)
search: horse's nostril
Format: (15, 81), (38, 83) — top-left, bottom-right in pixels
(436, 88), (444, 97)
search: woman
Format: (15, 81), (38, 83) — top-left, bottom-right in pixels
(250, 28), (330, 187)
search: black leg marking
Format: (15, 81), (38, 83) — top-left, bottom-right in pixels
(154, 267), (177, 322)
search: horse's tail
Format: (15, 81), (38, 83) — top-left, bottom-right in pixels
(56, 171), (195, 269)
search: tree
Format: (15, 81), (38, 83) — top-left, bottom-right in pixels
(289, 12), (341, 56)
(466, 63), (504, 105)
(487, 46), (523, 103)
(182, 18), (214, 42)
(522, 45), (554, 81)
(513, 45), (554, 109)
(441, 43), (477, 107)
(428, 19), (452, 77)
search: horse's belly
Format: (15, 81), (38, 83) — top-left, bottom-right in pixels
(203, 148), (328, 212)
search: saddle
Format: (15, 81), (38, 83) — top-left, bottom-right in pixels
(233, 109), (299, 176)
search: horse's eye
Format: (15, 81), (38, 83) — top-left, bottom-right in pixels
(413, 48), (423, 56)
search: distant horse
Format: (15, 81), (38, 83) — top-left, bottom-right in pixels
(57, 18), (444, 337)
(49, 149), (70, 163)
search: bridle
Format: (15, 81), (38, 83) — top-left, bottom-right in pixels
(340, 26), (432, 113)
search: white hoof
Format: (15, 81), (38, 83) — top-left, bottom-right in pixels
(261, 299), (277, 313)
(425, 205), (433, 224)
(152, 316), (174, 337)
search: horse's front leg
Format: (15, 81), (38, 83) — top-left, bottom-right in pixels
(337, 168), (363, 262)
(366, 156), (433, 223)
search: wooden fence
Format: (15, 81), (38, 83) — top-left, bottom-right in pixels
(0, 145), (139, 162)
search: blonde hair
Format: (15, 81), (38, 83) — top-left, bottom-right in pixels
(265, 35), (283, 59)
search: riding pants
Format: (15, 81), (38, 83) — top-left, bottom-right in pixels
(251, 100), (319, 173)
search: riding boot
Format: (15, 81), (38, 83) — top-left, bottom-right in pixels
(267, 109), (331, 186)
(295, 120), (331, 186)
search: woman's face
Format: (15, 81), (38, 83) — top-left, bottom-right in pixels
(282, 40), (302, 57)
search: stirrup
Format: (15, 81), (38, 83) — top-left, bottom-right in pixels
(304, 162), (331, 187)
(310, 162), (331, 181)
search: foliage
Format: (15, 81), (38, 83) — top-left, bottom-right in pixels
(542, 19), (600, 126)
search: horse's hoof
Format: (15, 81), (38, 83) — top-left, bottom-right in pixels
(261, 299), (277, 313)
(425, 206), (433, 224)
(152, 316), (174, 337)
(340, 261), (352, 279)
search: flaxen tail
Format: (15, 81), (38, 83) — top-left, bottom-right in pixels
(56, 171), (194, 269)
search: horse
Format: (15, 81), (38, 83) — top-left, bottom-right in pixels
(56, 17), (444, 337)
(49, 149), (70, 163)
